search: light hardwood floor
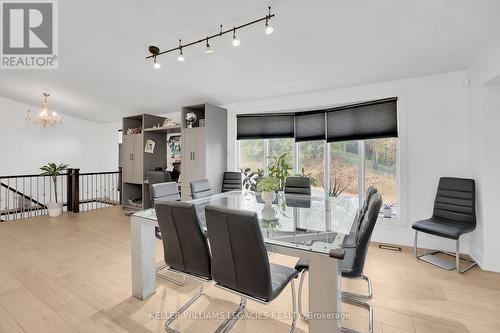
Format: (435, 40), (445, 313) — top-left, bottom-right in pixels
(0, 206), (499, 333)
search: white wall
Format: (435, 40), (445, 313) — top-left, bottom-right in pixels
(468, 25), (500, 272)
(224, 71), (476, 259)
(0, 96), (103, 175)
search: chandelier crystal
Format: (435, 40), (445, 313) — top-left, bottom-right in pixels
(26, 93), (62, 128)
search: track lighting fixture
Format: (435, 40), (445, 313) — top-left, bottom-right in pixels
(232, 28), (240, 47)
(145, 7), (275, 64)
(205, 37), (214, 54)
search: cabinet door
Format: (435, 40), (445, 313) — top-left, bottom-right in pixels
(122, 135), (134, 183)
(193, 129), (206, 179)
(134, 134), (144, 184)
(181, 131), (195, 185)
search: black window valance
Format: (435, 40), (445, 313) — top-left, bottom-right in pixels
(236, 114), (294, 140)
(326, 97), (398, 142)
(236, 97), (398, 142)
(294, 111), (326, 142)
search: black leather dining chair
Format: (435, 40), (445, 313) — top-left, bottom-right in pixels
(151, 182), (183, 284)
(190, 179), (213, 199)
(412, 177), (477, 273)
(205, 205), (299, 333)
(155, 201), (213, 333)
(294, 193), (383, 333)
(343, 186), (378, 249)
(221, 171), (242, 192)
(284, 177), (311, 195)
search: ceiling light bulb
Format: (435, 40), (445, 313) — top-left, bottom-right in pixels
(177, 49), (185, 62)
(153, 57), (161, 69)
(232, 28), (240, 47)
(265, 20), (274, 35)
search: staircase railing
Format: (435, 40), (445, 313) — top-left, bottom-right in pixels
(0, 169), (121, 221)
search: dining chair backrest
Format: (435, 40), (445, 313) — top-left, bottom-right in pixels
(152, 182), (180, 203)
(155, 201), (211, 279)
(351, 193), (383, 277)
(284, 177), (311, 195)
(205, 205), (273, 301)
(432, 177), (476, 227)
(222, 172), (242, 192)
(147, 171), (172, 201)
(190, 179), (213, 199)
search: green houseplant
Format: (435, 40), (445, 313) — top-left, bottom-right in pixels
(40, 162), (68, 217)
(323, 176), (351, 198)
(267, 152), (293, 191)
(257, 176), (279, 206)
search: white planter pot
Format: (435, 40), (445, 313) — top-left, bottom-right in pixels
(261, 191), (276, 206)
(382, 207), (393, 218)
(47, 202), (63, 217)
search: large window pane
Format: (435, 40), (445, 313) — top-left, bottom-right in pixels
(268, 138), (294, 166)
(239, 140), (265, 171)
(298, 141), (325, 190)
(365, 138), (397, 211)
(330, 141), (359, 198)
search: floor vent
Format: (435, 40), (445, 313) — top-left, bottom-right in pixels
(378, 244), (402, 252)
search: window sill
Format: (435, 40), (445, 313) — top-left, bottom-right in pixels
(377, 214), (405, 226)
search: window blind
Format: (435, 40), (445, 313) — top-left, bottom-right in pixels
(294, 111), (326, 142)
(326, 98), (398, 142)
(237, 114), (294, 140)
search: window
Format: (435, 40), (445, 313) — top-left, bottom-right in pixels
(239, 137), (399, 217)
(268, 138), (294, 166)
(298, 141), (325, 190)
(239, 139), (265, 171)
(364, 138), (398, 212)
(330, 141), (359, 198)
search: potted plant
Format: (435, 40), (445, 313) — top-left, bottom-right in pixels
(323, 176), (351, 197)
(257, 176), (279, 206)
(267, 153), (293, 191)
(382, 203), (396, 218)
(40, 162), (68, 217)
(293, 167), (319, 187)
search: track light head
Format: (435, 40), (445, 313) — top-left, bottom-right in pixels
(149, 46), (161, 68)
(265, 18), (274, 35)
(177, 39), (185, 61)
(205, 37), (214, 54)
(153, 56), (161, 69)
(232, 28), (240, 47)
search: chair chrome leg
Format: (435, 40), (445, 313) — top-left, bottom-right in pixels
(341, 295), (373, 333)
(414, 231), (418, 258)
(288, 278), (297, 333)
(342, 275), (373, 300)
(165, 285), (204, 333)
(156, 263), (186, 286)
(297, 270), (309, 321)
(416, 235), (477, 273)
(213, 296), (247, 333)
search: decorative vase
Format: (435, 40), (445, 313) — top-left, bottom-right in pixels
(47, 202), (63, 217)
(261, 191), (276, 206)
(383, 207), (393, 218)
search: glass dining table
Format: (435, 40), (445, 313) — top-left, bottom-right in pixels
(130, 190), (358, 333)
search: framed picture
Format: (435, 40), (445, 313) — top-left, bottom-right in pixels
(144, 139), (155, 154)
(167, 134), (181, 162)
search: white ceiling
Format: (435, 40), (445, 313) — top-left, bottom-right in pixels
(1, 0), (500, 122)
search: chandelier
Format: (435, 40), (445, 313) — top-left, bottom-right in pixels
(25, 93), (62, 128)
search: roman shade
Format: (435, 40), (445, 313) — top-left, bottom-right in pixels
(326, 98), (398, 142)
(294, 111), (326, 141)
(237, 114), (294, 140)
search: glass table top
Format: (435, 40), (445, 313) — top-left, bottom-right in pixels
(133, 190), (359, 255)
